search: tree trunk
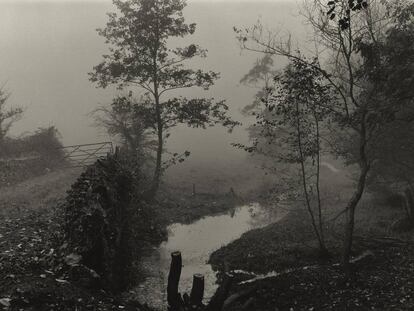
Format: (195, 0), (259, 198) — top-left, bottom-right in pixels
(148, 43), (163, 199)
(150, 106), (163, 197)
(149, 69), (163, 198)
(295, 101), (326, 253)
(342, 112), (370, 267)
(314, 117), (325, 248)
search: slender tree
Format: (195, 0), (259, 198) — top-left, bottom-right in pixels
(235, 0), (411, 266)
(240, 58), (335, 255)
(90, 0), (238, 197)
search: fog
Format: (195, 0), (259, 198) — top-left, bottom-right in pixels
(2, 1), (413, 309)
(0, 0), (306, 164)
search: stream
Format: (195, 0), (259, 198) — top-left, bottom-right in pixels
(132, 202), (284, 309)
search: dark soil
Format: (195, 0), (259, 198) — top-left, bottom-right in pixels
(0, 207), (143, 310)
(209, 208), (414, 310)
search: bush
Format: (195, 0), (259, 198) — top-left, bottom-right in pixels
(0, 126), (64, 160)
(63, 152), (165, 292)
(0, 126), (65, 186)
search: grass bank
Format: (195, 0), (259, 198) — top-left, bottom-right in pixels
(155, 189), (240, 226)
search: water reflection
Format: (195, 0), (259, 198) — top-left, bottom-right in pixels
(132, 203), (282, 309)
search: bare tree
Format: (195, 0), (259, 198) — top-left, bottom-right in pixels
(0, 87), (24, 145)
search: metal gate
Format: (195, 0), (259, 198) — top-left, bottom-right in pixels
(60, 142), (113, 167)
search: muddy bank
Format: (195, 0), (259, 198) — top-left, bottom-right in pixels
(208, 203), (414, 310)
(208, 209), (339, 275)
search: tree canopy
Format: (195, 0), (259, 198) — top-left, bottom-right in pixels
(90, 0), (239, 196)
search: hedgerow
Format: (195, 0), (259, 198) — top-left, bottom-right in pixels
(63, 152), (165, 292)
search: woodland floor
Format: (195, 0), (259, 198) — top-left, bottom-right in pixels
(209, 202), (414, 310)
(0, 168), (127, 310)
(3, 162), (414, 310)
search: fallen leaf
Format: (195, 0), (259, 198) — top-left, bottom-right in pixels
(0, 298), (11, 307)
(65, 253), (82, 266)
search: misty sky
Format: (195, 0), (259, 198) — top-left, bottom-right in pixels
(0, 0), (306, 164)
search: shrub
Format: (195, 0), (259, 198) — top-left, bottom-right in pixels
(0, 126), (64, 160)
(0, 126), (65, 186)
(63, 152), (165, 292)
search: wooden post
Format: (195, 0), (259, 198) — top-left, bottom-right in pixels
(190, 273), (204, 306)
(167, 251), (182, 310)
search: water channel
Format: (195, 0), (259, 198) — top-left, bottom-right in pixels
(132, 202), (284, 309)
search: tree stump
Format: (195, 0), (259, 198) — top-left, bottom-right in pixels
(190, 273), (205, 306)
(167, 251), (182, 310)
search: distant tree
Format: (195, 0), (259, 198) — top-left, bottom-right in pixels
(240, 54), (278, 116)
(90, 0), (239, 197)
(92, 94), (156, 161)
(0, 87), (24, 145)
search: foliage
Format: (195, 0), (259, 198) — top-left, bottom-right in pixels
(63, 152), (165, 292)
(326, 0), (369, 30)
(90, 0), (239, 196)
(92, 94), (157, 162)
(240, 54), (278, 116)
(0, 127), (65, 187)
(0, 126), (64, 159)
(0, 87), (24, 144)
(239, 58), (335, 253)
(256, 58), (335, 163)
(234, 0), (414, 265)
(357, 3), (414, 194)
(0, 201), (155, 310)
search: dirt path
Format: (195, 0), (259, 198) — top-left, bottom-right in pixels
(0, 168), (81, 214)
